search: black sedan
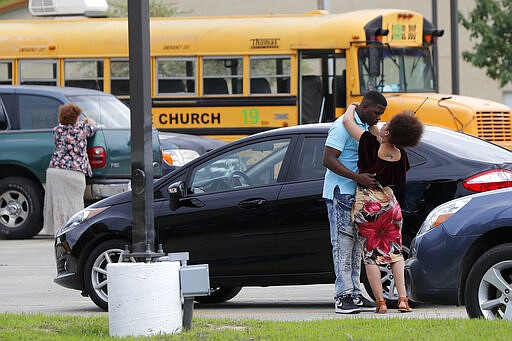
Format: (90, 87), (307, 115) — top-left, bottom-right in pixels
(405, 187), (512, 320)
(54, 123), (512, 311)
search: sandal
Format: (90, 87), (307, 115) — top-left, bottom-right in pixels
(375, 300), (387, 314)
(398, 297), (413, 313)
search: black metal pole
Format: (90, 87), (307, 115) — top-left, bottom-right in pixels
(431, 0), (440, 92)
(450, 0), (460, 94)
(128, 0), (155, 253)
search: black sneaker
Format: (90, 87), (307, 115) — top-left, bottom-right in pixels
(353, 294), (377, 312)
(335, 295), (361, 314)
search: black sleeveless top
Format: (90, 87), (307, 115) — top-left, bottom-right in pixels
(357, 131), (410, 187)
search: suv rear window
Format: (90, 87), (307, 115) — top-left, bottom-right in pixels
(69, 95), (130, 128)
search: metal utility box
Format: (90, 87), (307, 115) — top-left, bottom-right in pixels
(180, 264), (210, 297)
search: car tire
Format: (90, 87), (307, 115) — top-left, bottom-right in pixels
(194, 287), (242, 304)
(464, 243), (512, 320)
(0, 176), (43, 239)
(83, 239), (129, 311)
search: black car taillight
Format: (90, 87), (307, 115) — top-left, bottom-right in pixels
(87, 146), (106, 169)
(462, 169), (512, 192)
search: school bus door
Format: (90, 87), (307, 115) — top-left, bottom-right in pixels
(299, 50), (346, 124)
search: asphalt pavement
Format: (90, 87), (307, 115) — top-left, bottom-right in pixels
(0, 236), (468, 320)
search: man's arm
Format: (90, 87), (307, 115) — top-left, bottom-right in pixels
(322, 146), (377, 188)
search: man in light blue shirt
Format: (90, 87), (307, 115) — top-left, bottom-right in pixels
(323, 90), (387, 314)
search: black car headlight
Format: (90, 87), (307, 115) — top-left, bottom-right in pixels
(57, 206), (110, 235)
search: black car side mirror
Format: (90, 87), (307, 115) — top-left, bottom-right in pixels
(168, 181), (186, 211)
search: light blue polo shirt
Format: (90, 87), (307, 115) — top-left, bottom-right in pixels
(322, 111), (368, 199)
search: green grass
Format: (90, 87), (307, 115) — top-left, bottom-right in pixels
(0, 313), (511, 340)
(0, 0), (18, 6)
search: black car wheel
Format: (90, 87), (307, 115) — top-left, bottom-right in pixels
(83, 239), (131, 311)
(0, 177), (43, 239)
(194, 287), (242, 304)
(465, 243), (512, 320)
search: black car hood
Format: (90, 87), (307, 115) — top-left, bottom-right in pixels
(158, 132), (226, 154)
(88, 190), (133, 208)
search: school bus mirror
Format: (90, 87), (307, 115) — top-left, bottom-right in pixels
(368, 47), (381, 77)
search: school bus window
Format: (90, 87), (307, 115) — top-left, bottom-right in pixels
(110, 59), (129, 96)
(64, 59), (104, 91)
(203, 57), (243, 95)
(157, 58), (195, 95)
(249, 56), (291, 95)
(19, 60), (57, 86)
(0, 61), (12, 85)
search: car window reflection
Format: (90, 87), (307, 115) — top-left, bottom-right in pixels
(190, 138), (291, 193)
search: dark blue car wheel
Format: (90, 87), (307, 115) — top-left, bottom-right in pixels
(465, 243), (512, 320)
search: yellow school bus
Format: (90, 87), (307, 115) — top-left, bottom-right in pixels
(0, 9), (511, 147)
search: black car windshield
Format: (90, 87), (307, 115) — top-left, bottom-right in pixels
(69, 95), (130, 128)
(422, 127), (512, 163)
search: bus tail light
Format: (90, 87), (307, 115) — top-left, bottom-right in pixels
(88, 146), (106, 169)
(462, 169), (512, 192)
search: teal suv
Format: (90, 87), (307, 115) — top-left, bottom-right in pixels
(0, 85), (163, 239)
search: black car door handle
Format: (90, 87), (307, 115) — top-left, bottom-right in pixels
(239, 198), (267, 208)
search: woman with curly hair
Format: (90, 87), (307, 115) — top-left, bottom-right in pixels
(342, 103), (423, 314)
(42, 103), (97, 236)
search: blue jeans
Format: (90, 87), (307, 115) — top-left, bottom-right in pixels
(325, 187), (362, 298)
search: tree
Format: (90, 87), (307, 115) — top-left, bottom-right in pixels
(106, 0), (189, 17)
(459, 0), (512, 87)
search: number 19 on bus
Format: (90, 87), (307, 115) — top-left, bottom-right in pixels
(242, 108), (260, 125)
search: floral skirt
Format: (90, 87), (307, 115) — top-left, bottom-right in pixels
(352, 185), (404, 265)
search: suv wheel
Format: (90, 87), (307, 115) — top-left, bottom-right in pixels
(0, 177), (43, 239)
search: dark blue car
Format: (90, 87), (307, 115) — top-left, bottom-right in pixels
(405, 187), (512, 320)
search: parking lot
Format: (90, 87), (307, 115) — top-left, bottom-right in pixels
(0, 236), (467, 320)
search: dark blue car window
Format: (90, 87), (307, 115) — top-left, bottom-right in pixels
(421, 127), (512, 162)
